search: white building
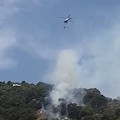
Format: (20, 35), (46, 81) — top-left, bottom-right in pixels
(13, 84), (21, 87)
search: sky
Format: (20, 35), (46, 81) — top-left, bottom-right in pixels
(0, 0), (120, 98)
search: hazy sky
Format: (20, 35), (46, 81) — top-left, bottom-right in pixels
(0, 0), (120, 98)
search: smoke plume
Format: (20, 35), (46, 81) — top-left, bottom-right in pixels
(49, 49), (85, 106)
(42, 49), (86, 119)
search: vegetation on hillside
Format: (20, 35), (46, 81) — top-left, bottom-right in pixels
(0, 81), (120, 120)
(0, 81), (52, 120)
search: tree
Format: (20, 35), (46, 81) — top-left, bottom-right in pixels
(83, 88), (107, 112)
(7, 81), (12, 85)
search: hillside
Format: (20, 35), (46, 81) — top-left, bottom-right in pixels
(0, 81), (120, 120)
(0, 81), (52, 120)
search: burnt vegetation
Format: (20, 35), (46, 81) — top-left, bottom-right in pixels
(0, 81), (120, 120)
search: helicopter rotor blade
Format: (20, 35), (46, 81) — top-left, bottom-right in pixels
(69, 19), (73, 23)
(60, 17), (66, 19)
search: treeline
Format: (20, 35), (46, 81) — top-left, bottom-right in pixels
(0, 81), (120, 120)
(0, 81), (52, 120)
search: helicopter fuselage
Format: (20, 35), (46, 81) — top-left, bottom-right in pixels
(64, 18), (69, 23)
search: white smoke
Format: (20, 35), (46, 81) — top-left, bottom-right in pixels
(47, 49), (86, 106)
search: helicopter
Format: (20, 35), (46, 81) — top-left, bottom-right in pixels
(60, 15), (73, 23)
